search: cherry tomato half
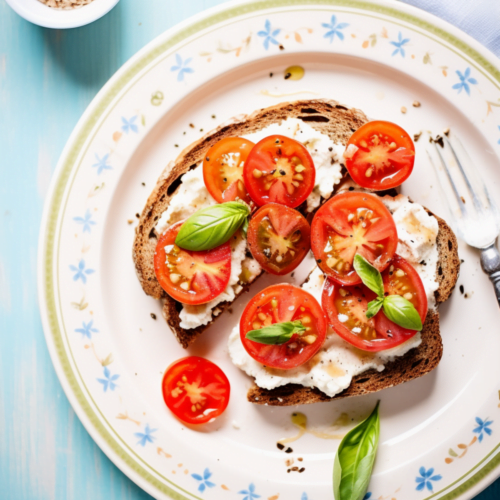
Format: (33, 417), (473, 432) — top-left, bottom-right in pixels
(247, 203), (311, 275)
(203, 137), (255, 204)
(243, 135), (315, 208)
(240, 284), (327, 369)
(344, 120), (415, 190)
(162, 356), (230, 424)
(322, 255), (427, 352)
(311, 192), (398, 285)
(154, 221), (231, 305)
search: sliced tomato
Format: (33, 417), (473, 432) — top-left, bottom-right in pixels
(203, 137), (255, 204)
(240, 284), (327, 369)
(344, 121), (415, 190)
(154, 221), (231, 305)
(311, 192), (398, 285)
(322, 255), (427, 352)
(162, 356), (230, 425)
(247, 203), (310, 275)
(375, 254), (428, 339)
(243, 135), (315, 208)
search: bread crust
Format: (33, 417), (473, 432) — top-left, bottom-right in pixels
(133, 99), (369, 347)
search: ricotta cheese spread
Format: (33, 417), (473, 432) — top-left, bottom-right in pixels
(178, 234), (261, 329)
(156, 117), (345, 329)
(228, 267), (421, 398)
(381, 195), (440, 309)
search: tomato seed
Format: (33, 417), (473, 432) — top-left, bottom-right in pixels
(170, 273), (181, 284)
(295, 165), (306, 172)
(365, 167), (373, 177)
(360, 139), (368, 148)
(302, 335), (317, 345)
(293, 174), (304, 181)
(404, 292), (413, 300)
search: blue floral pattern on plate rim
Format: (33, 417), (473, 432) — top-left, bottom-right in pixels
(39, 2), (500, 500)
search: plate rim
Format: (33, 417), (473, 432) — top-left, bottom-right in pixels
(37, 1), (500, 499)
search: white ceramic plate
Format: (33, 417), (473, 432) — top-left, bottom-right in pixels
(38, 1), (500, 499)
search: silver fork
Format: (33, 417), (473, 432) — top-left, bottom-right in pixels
(427, 134), (500, 307)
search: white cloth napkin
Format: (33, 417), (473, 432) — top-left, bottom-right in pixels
(402, 0), (500, 57)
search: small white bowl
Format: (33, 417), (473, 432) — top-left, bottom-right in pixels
(5, 0), (120, 29)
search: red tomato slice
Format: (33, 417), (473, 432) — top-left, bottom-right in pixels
(311, 192), (398, 285)
(240, 284), (327, 369)
(154, 221), (231, 305)
(243, 135), (315, 208)
(203, 137), (255, 204)
(344, 121), (415, 190)
(375, 255), (428, 339)
(162, 356), (230, 424)
(247, 203), (311, 275)
(322, 255), (427, 352)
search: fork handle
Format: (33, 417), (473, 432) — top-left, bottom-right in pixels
(480, 243), (500, 308)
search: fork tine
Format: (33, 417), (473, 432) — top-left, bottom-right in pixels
(429, 142), (466, 216)
(450, 134), (499, 212)
(443, 135), (482, 212)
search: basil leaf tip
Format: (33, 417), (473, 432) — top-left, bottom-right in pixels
(245, 320), (306, 345)
(353, 254), (384, 298)
(383, 295), (423, 331)
(175, 201), (251, 251)
(333, 401), (380, 500)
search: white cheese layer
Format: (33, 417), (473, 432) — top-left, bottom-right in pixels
(381, 195), (440, 309)
(155, 117), (345, 329)
(228, 267), (421, 398)
(178, 234), (260, 329)
(156, 167), (216, 235)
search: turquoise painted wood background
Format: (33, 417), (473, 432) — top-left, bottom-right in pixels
(0, 0), (499, 498)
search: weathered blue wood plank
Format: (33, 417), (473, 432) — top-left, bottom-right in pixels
(0, 0), (498, 498)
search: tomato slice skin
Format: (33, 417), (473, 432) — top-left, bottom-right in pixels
(247, 203), (311, 276)
(243, 135), (315, 208)
(162, 356), (230, 425)
(203, 137), (255, 204)
(240, 284), (327, 369)
(344, 120), (415, 190)
(154, 221), (232, 305)
(311, 191), (398, 285)
(322, 255), (427, 352)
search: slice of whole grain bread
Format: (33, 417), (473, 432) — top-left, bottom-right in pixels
(246, 213), (460, 405)
(133, 99), (368, 348)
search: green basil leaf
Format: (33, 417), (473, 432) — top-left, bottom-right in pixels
(366, 298), (384, 319)
(245, 320), (306, 345)
(383, 295), (423, 331)
(241, 217), (249, 238)
(175, 201), (250, 251)
(333, 402), (380, 500)
(353, 254), (384, 298)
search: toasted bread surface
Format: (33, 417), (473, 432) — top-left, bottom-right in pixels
(133, 99), (368, 348)
(247, 213), (460, 405)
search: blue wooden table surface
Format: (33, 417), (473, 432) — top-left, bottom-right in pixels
(0, 0), (499, 498)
